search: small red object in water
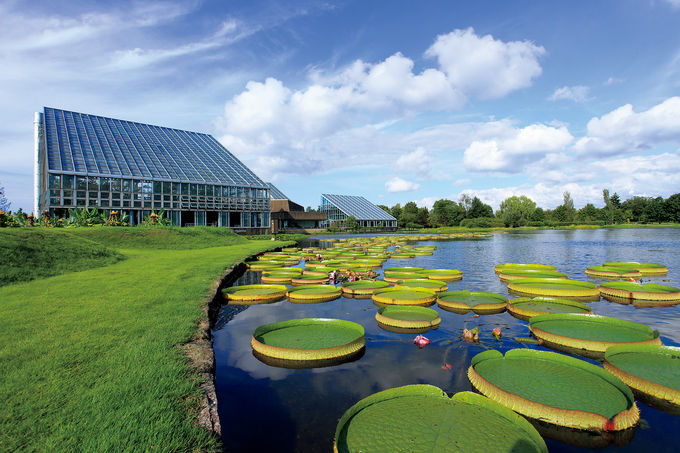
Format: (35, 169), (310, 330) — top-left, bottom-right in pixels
(441, 364), (452, 370)
(492, 328), (502, 340)
(414, 335), (430, 348)
(628, 278), (636, 282)
(473, 314), (480, 318)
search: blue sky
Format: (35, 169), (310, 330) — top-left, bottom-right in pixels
(1, 0), (679, 212)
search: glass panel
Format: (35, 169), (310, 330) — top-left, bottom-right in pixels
(76, 176), (87, 190)
(153, 181), (162, 193)
(100, 178), (110, 191)
(111, 178), (121, 192)
(63, 199), (72, 206)
(63, 175), (74, 189)
(123, 179), (132, 192)
(163, 182), (171, 194)
(88, 177), (99, 191)
(49, 174), (61, 189)
(89, 192), (98, 199)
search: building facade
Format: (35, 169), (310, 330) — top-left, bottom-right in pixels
(320, 193), (397, 230)
(34, 107), (270, 231)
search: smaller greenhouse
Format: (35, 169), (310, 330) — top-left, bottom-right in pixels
(320, 194), (397, 231)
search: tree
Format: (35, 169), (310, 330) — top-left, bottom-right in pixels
(562, 191), (576, 223)
(344, 215), (359, 231)
(665, 193), (680, 223)
(377, 204), (391, 214)
(468, 197), (494, 218)
(390, 203), (402, 221)
(576, 203), (599, 222)
(644, 197), (666, 223)
(429, 199), (465, 227)
(602, 189), (614, 224)
(496, 196), (537, 227)
(531, 207), (545, 222)
(0, 183), (10, 212)
(416, 207), (430, 227)
(459, 194), (473, 216)
(611, 192), (621, 208)
(621, 196), (649, 222)
(399, 202), (419, 227)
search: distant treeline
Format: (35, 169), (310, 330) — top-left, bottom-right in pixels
(377, 191), (680, 229)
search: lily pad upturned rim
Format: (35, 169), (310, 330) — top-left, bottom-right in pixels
(418, 268), (463, 281)
(372, 287), (437, 306)
(222, 284), (288, 303)
(507, 278), (600, 298)
(494, 263), (557, 274)
(333, 384), (547, 453)
(468, 349), (639, 432)
(602, 262), (668, 275)
(395, 278), (449, 291)
(585, 266), (643, 279)
(286, 284), (342, 301)
(437, 290), (507, 314)
(599, 282), (680, 301)
(252, 318), (365, 362)
(498, 269), (568, 282)
(604, 344), (680, 408)
(375, 306), (441, 329)
(341, 280), (390, 295)
(507, 297), (593, 321)
(383, 266), (424, 276)
(529, 313), (661, 357)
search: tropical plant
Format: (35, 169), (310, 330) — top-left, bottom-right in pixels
(67, 208), (106, 227)
(344, 215), (359, 231)
(142, 209), (171, 226)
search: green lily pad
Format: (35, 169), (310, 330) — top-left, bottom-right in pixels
(222, 284), (287, 304)
(599, 282), (680, 301)
(604, 344), (680, 410)
(585, 266), (642, 279)
(508, 278), (600, 298)
(529, 313), (661, 358)
(341, 280), (390, 295)
(437, 290), (507, 314)
(602, 262), (668, 275)
(507, 297), (592, 321)
(495, 263), (557, 274)
(291, 274), (329, 285)
(375, 306), (441, 330)
(287, 284), (341, 302)
(395, 278), (448, 292)
(468, 349), (639, 431)
(252, 318), (365, 365)
(334, 385), (547, 453)
(498, 269), (568, 282)
(418, 268), (463, 281)
(384, 266), (424, 275)
(372, 287), (436, 306)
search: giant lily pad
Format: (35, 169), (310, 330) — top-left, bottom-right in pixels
(603, 262), (668, 276)
(341, 280), (390, 296)
(604, 344), (680, 411)
(468, 349), (639, 432)
(498, 269), (567, 282)
(372, 287), (436, 307)
(246, 261), (285, 271)
(437, 290), (507, 314)
(222, 284), (287, 304)
(384, 266), (424, 276)
(529, 313), (661, 358)
(287, 284), (342, 302)
(495, 263), (557, 274)
(418, 268), (463, 281)
(252, 318), (364, 366)
(291, 274), (329, 285)
(599, 282), (680, 302)
(334, 385), (547, 453)
(395, 278), (448, 292)
(507, 297), (592, 321)
(383, 272), (427, 283)
(585, 266), (642, 279)
(508, 278), (600, 299)
(375, 306), (441, 331)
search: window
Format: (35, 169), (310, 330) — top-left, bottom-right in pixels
(76, 176), (87, 190)
(63, 175), (74, 189)
(49, 174), (61, 189)
(88, 177), (99, 191)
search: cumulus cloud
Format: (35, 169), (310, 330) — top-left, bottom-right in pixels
(463, 124), (574, 173)
(393, 147), (432, 177)
(217, 28), (546, 178)
(574, 97), (680, 156)
(385, 177), (420, 193)
(425, 28), (545, 100)
(549, 85), (590, 102)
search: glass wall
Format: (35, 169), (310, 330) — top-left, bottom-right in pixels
(45, 172), (270, 228)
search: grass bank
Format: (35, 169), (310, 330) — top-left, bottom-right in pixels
(0, 227), (295, 452)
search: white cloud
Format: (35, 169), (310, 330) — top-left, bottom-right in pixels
(425, 27), (545, 100)
(216, 28), (546, 179)
(385, 177), (420, 193)
(604, 77), (623, 86)
(463, 124), (574, 172)
(549, 85), (590, 102)
(393, 147), (432, 177)
(416, 197), (438, 209)
(574, 97), (680, 156)
(452, 178), (471, 186)
(663, 0), (680, 8)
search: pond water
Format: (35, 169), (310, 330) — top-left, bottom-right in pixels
(213, 228), (680, 452)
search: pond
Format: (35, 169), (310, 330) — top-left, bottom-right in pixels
(213, 228), (680, 452)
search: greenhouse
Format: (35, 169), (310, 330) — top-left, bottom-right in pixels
(320, 194), (397, 230)
(34, 107), (270, 230)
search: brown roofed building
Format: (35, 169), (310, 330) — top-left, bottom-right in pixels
(267, 183), (327, 233)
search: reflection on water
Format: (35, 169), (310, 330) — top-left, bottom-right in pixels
(213, 228), (680, 452)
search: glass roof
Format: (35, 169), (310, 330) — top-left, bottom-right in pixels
(267, 182), (289, 200)
(42, 107), (267, 187)
(321, 194), (396, 221)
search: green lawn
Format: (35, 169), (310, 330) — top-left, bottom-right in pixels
(0, 227), (295, 452)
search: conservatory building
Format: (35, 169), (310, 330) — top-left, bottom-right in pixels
(34, 107), (270, 232)
(320, 193), (397, 230)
